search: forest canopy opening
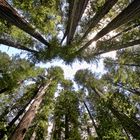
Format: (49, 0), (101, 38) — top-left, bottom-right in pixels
(0, 0), (140, 139)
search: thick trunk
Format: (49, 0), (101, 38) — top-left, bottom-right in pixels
(0, 85), (42, 139)
(9, 80), (52, 140)
(62, 0), (89, 45)
(66, 0), (78, 44)
(61, 0), (74, 44)
(0, 38), (38, 53)
(81, 0), (118, 40)
(77, 0), (140, 53)
(83, 100), (102, 139)
(67, 0), (89, 44)
(7, 86), (41, 128)
(0, 0), (50, 47)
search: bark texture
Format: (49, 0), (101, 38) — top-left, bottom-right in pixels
(81, 0), (118, 40)
(9, 80), (52, 140)
(0, 0), (50, 47)
(78, 0), (140, 53)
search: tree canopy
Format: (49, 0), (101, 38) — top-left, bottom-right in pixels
(0, 0), (140, 139)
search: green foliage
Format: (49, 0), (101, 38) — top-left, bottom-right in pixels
(0, 0), (140, 139)
(53, 90), (80, 140)
(13, 0), (61, 35)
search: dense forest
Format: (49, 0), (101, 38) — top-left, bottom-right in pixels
(0, 0), (140, 139)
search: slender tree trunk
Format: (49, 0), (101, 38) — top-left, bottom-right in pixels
(122, 127), (131, 140)
(0, 87), (9, 94)
(83, 100), (102, 139)
(106, 23), (140, 42)
(30, 129), (37, 140)
(0, 0), (50, 47)
(111, 62), (140, 67)
(81, 0), (118, 40)
(85, 39), (140, 58)
(95, 39), (140, 55)
(65, 114), (69, 140)
(115, 83), (140, 96)
(9, 79), (52, 140)
(109, 106), (140, 139)
(77, 0), (140, 53)
(0, 38), (38, 53)
(87, 126), (91, 137)
(92, 86), (140, 139)
(30, 131), (36, 140)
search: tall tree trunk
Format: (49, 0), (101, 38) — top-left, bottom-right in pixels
(0, 87), (9, 94)
(30, 131), (36, 140)
(106, 23), (140, 42)
(111, 62), (140, 68)
(66, 0), (89, 44)
(83, 100), (102, 139)
(115, 83), (140, 96)
(0, 0), (50, 47)
(81, 0), (118, 40)
(7, 85), (41, 128)
(0, 85), (42, 139)
(95, 39), (140, 55)
(65, 114), (69, 139)
(0, 38), (38, 53)
(109, 106), (140, 139)
(77, 0), (140, 53)
(9, 79), (52, 140)
(92, 86), (140, 139)
(30, 127), (37, 140)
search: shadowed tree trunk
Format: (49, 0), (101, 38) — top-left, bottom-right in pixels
(0, 0), (50, 47)
(77, 0), (140, 53)
(83, 100), (102, 139)
(92, 86), (140, 139)
(109, 105), (140, 139)
(115, 83), (140, 96)
(0, 85), (42, 139)
(106, 23), (140, 42)
(66, 0), (89, 44)
(9, 79), (53, 140)
(62, 0), (89, 45)
(0, 87), (9, 94)
(95, 39), (140, 55)
(0, 38), (38, 53)
(81, 0), (118, 40)
(65, 114), (69, 139)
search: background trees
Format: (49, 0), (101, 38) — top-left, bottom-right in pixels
(0, 0), (140, 139)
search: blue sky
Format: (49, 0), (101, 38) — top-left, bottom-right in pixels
(0, 44), (116, 80)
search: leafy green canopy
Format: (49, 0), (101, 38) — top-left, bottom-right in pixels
(0, 0), (140, 63)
